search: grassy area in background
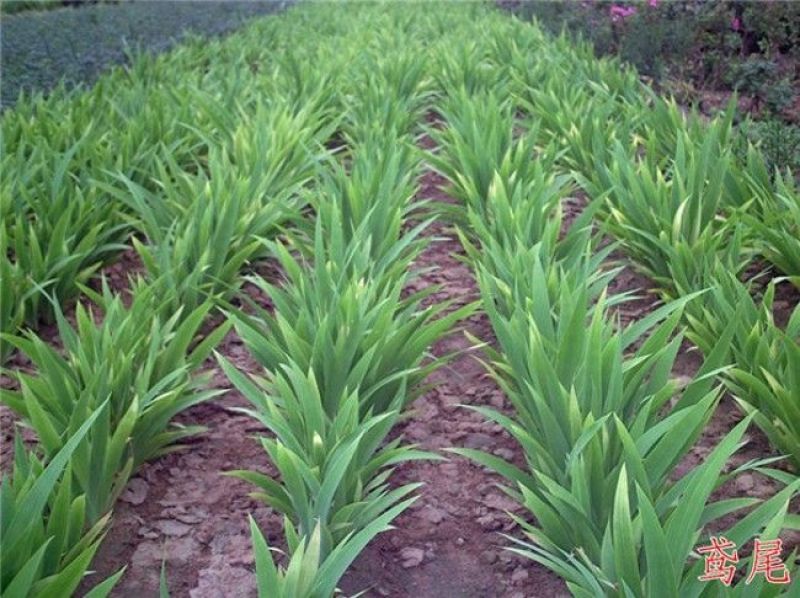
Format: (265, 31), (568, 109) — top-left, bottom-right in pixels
(0, 0), (286, 107)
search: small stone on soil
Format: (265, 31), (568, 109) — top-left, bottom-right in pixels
(421, 506), (446, 524)
(400, 547), (425, 568)
(493, 448), (515, 461)
(477, 514), (501, 530)
(157, 520), (193, 537)
(137, 528), (159, 540)
(463, 432), (494, 450)
(120, 478), (149, 505)
(489, 392), (505, 408)
(511, 567), (530, 583)
(735, 473), (755, 492)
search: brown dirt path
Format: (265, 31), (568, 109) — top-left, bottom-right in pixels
(338, 164), (569, 597)
(82, 332), (282, 597)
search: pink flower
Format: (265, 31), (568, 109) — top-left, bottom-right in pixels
(610, 4), (637, 22)
(731, 16), (742, 31)
(648, 0), (658, 7)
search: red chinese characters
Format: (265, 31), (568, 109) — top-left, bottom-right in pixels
(697, 537), (792, 586)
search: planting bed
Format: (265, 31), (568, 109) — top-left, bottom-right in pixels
(1, 2), (799, 597)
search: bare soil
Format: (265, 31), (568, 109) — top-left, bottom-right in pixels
(338, 169), (568, 598)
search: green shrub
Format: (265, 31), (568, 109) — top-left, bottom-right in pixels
(0, 407), (124, 598)
(1, 279), (228, 522)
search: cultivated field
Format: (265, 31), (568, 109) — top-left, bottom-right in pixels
(1, 2), (798, 597)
